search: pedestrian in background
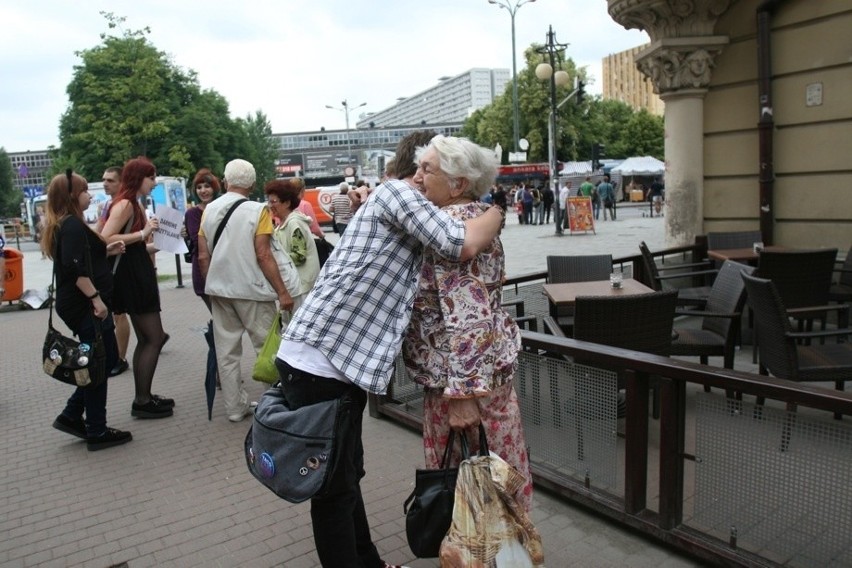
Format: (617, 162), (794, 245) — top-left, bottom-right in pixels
(598, 174), (616, 221)
(197, 159), (295, 423)
(184, 168), (221, 312)
(331, 181), (352, 235)
(266, 178), (320, 311)
(542, 184), (554, 224)
(97, 166), (131, 377)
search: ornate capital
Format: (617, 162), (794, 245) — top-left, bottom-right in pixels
(608, 0), (736, 39)
(635, 36), (728, 94)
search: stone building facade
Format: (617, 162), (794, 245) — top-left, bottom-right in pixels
(609, 0), (852, 250)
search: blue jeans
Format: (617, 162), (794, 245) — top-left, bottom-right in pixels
(61, 313), (118, 437)
(275, 358), (381, 568)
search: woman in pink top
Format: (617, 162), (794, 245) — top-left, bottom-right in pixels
(291, 178), (324, 238)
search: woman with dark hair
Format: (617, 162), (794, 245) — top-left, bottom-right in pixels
(102, 157), (174, 419)
(41, 170), (132, 450)
(265, 179), (319, 311)
(184, 168), (221, 311)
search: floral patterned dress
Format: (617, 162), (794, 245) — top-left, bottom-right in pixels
(403, 201), (532, 511)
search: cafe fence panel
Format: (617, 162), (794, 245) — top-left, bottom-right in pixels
(372, 328), (852, 567)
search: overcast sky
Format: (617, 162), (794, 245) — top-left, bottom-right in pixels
(0, 0), (648, 152)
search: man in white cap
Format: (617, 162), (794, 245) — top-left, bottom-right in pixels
(197, 159), (294, 422)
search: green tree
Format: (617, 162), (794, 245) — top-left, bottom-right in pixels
(620, 109), (664, 159)
(57, 13), (244, 182)
(0, 148), (21, 217)
(234, 111), (278, 199)
(461, 43), (664, 165)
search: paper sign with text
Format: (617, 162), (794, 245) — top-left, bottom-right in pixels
(152, 206), (189, 254)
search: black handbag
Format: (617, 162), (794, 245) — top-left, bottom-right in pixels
(42, 220), (106, 388)
(314, 237), (334, 268)
(244, 383), (355, 503)
(403, 424), (489, 558)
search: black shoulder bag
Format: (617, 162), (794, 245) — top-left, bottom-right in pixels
(403, 424), (490, 558)
(42, 218), (107, 388)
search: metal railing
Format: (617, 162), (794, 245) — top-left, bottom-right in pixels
(371, 332), (852, 566)
(371, 242), (852, 567)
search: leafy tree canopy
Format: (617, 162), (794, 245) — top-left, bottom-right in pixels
(461, 44), (664, 165)
(55, 12), (277, 189)
(0, 148), (21, 217)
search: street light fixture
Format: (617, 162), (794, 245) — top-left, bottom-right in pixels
(325, 99), (367, 169)
(535, 26), (570, 234)
(488, 0), (536, 155)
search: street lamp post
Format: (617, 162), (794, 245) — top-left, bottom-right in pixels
(535, 26), (570, 234)
(325, 99), (367, 170)
(488, 0), (536, 155)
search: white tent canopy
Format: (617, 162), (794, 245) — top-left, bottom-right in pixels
(611, 156), (665, 176)
(558, 161), (592, 176)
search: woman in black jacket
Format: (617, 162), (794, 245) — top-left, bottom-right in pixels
(41, 170), (132, 451)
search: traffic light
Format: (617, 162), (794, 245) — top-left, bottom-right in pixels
(576, 80), (586, 105)
(591, 142), (605, 171)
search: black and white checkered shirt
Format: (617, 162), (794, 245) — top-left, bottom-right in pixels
(281, 179), (466, 394)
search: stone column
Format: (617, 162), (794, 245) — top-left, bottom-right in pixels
(608, 0), (734, 246)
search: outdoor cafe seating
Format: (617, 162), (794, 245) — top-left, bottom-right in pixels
(639, 241), (716, 306)
(756, 248), (844, 332)
(742, 272), (852, 423)
(670, 260), (755, 373)
(545, 254), (612, 334)
(830, 245), (852, 304)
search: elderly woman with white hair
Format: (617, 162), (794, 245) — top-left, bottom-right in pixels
(402, 135), (533, 511)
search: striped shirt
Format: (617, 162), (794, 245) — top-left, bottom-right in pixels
(280, 179), (466, 394)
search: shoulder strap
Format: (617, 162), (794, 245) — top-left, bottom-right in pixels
(212, 198), (248, 252)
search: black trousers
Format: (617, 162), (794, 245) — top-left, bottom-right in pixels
(274, 358), (382, 568)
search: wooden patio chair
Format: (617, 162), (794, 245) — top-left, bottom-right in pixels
(671, 260), (755, 371)
(639, 241), (716, 306)
(829, 246), (852, 304)
(546, 254), (613, 334)
(742, 272), (852, 428)
(574, 290), (678, 418)
(757, 248), (844, 332)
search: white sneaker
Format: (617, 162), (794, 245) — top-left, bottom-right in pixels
(227, 401), (258, 423)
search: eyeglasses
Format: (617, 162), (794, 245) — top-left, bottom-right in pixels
(415, 163), (441, 176)
(267, 199), (281, 205)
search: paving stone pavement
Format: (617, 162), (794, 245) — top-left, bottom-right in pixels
(1, 205), (702, 567)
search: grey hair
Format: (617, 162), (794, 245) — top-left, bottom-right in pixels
(339, 181), (350, 192)
(415, 135), (499, 200)
(223, 159), (256, 189)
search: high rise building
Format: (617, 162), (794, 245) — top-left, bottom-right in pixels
(7, 149), (52, 198)
(602, 45), (664, 116)
(355, 68), (510, 128)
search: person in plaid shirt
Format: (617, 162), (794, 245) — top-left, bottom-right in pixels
(275, 131), (504, 568)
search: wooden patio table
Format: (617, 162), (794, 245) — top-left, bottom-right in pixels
(543, 278), (654, 317)
(707, 245), (788, 264)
